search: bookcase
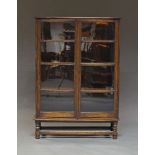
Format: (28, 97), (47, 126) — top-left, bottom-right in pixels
(35, 17), (120, 139)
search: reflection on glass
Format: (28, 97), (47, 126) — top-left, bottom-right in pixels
(41, 92), (74, 112)
(41, 22), (75, 63)
(81, 22), (115, 40)
(41, 42), (74, 62)
(81, 93), (114, 112)
(81, 43), (114, 62)
(41, 22), (75, 40)
(81, 66), (114, 88)
(41, 65), (74, 88)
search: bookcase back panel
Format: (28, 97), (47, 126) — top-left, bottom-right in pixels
(41, 65), (74, 88)
(81, 43), (114, 63)
(80, 93), (114, 112)
(81, 22), (115, 40)
(40, 92), (74, 112)
(41, 22), (75, 40)
(81, 66), (114, 89)
(41, 42), (75, 62)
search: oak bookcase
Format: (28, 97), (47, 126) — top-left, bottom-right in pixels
(35, 17), (120, 139)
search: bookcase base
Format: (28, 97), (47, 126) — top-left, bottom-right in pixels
(35, 120), (118, 139)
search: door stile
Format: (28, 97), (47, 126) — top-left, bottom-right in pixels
(74, 20), (81, 119)
(114, 20), (120, 118)
(35, 19), (41, 117)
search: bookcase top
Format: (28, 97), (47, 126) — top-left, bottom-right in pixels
(35, 16), (121, 20)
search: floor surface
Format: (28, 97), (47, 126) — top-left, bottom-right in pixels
(18, 73), (137, 155)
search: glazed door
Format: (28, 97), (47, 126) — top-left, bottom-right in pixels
(77, 19), (119, 118)
(36, 19), (77, 118)
(35, 19), (119, 119)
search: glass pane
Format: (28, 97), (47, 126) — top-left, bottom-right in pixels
(41, 65), (74, 88)
(41, 22), (75, 40)
(81, 93), (114, 112)
(81, 22), (115, 40)
(41, 92), (74, 112)
(81, 43), (114, 62)
(81, 66), (114, 89)
(41, 42), (74, 62)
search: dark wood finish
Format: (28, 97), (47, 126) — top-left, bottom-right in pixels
(41, 39), (75, 42)
(114, 20), (120, 119)
(75, 21), (81, 119)
(35, 117), (118, 122)
(35, 20), (41, 117)
(35, 120), (41, 139)
(112, 121), (118, 139)
(41, 62), (74, 66)
(81, 62), (115, 67)
(40, 112), (74, 118)
(80, 112), (115, 118)
(40, 130), (113, 137)
(81, 40), (114, 43)
(39, 19), (75, 22)
(35, 17), (120, 139)
(36, 17), (120, 19)
(40, 88), (74, 92)
(40, 126), (111, 130)
(81, 88), (115, 93)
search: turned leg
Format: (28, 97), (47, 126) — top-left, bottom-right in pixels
(35, 121), (41, 139)
(112, 122), (118, 139)
(110, 122), (114, 131)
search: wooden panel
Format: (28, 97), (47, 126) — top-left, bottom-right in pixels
(80, 112), (115, 118)
(39, 112), (74, 118)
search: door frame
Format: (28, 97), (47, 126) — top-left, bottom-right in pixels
(35, 18), (120, 119)
(76, 19), (120, 119)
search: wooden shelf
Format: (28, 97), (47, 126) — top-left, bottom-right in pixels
(81, 62), (115, 67)
(81, 40), (115, 43)
(91, 72), (112, 76)
(64, 30), (75, 33)
(41, 39), (75, 42)
(41, 40), (114, 43)
(40, 88), (74, 93)
(41, 88), (114, 93)
(81, 88), (115, 93)
(41, 62), (74, 66)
